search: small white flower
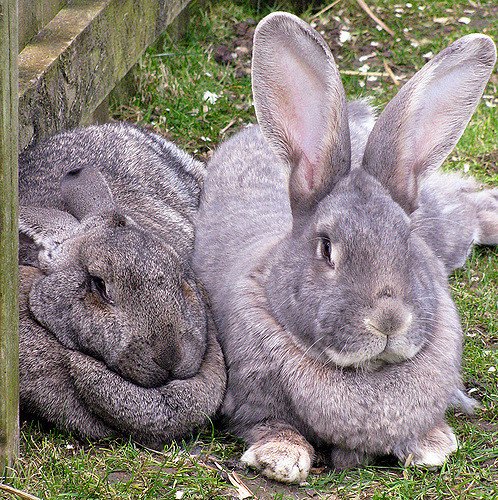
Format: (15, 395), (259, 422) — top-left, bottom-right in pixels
(175, 491), (185, 499)
(203, 91), (219, 105)
(370, 41), (380, 47)
(463, 163), (470, 173)
(488, 366), (496, 373)
(200, 136), (212, 142)
(406, 2), (412, 7)
(411, 41), (420, 48)
(339, 30), (352, 43)
(359, 81), (366, 88)
(423, 51), (434, 59)
(359, 64), (370, 73)
(458, 16), (471, 24)
(66, 444), (75, 450)
(367, 75), (378, 82)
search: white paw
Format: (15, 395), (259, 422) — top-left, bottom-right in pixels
(411, 425), (458, 466)
(241, 439), (312, 484)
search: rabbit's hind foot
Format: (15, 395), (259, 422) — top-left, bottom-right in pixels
(407, 423), (458, 467)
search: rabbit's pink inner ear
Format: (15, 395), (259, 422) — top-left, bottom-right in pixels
(252, 12), (351, 215)
(362, 34), (497, 214)
(262, 56), (340, 193)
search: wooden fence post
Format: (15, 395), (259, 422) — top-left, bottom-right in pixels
(0, 0), (20, 476)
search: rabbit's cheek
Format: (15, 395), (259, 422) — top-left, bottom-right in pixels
(28, 272), (83, 350)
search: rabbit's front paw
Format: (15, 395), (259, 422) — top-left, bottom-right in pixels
(241, 439), (312, 483)
(410, 423), (458, 466)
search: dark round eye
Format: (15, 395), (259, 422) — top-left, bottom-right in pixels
(318, 237), (335, 269)
(90, 275), (113, 304)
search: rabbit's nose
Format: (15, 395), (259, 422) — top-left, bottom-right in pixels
(364, 301), (412, 338)
(152, 343), (178, 373)
(148, 327), (178, 372)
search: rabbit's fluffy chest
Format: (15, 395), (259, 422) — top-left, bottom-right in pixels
(220, 263), (460, 455)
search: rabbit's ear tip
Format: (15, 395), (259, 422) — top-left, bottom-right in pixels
(455, 33), (497, 61)
(460, 33), (495, 46)
(259, 11), (301, 24)
(256, 11), (310, 34)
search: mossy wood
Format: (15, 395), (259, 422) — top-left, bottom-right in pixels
(18, 0), (192, 150)
(18, 0), (67, 52)
(0, 0), (20, 476)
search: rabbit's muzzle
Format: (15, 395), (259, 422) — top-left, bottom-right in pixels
(319, 296), (419, 370)
(362, 298), (417, 364)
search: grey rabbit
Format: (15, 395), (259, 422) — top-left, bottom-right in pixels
(19, 122), (226, 447)
(193, 12), (497, 483)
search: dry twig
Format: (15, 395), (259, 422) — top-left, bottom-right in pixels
(0, 484), (41, 500)
(340, 69), (389, 77)
(383, 60), (400, 86)
(356, 0), (395, 37)
(220, 119), (237, 135)
(214, 462), (254, 500)
(312, 0), (343, 19)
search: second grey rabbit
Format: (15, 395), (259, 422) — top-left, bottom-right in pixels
(193, 13), (497, 483)
(413, 172), (498, 274)
(19, 122), (226, 447)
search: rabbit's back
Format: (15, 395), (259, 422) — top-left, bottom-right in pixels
(20, 122), (204, 256)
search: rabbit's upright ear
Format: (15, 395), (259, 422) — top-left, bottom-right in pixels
(61, 167), (115, 220)
(252, 12), (351, 219)
(362, 35), (497, 214)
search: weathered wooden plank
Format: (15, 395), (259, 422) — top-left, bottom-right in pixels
(18, 0), (67, 51)
(0, 0), (20, 476)
(18, 0), (192, 150)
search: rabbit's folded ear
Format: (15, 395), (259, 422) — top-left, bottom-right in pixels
(362, 34), (497, 214)
(19, 206), (80, 247)
(61, 167), (115, 221)
(252, 12), (351, 218)
(19, 206), (80, 266)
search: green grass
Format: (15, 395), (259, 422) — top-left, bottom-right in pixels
(4, 1), (497, 498)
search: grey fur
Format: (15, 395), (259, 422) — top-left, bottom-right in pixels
(193, 12), (496, 481)
(19, 122), (226, 446)
(414, 172), (498, 274)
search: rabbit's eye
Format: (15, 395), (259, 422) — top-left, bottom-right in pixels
(90, 275), (114, 305)
(318, 237), (335, 269)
